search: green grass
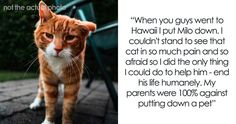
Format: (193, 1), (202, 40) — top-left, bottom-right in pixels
(0, 71), (38, 82)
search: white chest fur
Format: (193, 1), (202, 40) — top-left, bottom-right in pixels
(46, 56), (67, 75)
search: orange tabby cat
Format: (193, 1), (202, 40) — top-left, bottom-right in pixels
(29, 1), (96, 124)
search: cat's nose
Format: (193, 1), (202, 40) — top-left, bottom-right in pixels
(54, 48), (63, 54)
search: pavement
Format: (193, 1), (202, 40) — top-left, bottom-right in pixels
(0, 79), (117, 124)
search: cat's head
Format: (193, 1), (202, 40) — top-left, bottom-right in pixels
(34, 1), (96, 59)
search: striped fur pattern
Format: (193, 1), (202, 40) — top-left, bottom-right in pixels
(30, 1), (96, 124)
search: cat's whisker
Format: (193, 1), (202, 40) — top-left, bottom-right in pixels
(71, 58), (81, 81)
(24, 56), (37, 67)
(82, 64), (91, 79)
(74, 56), (91, 79)
(24, 57), (38, 78)
(72, 57), (82, 72)
(83, 64), (91, 76)
(24, 53), (46, 78)
(65, 53), (77, 82)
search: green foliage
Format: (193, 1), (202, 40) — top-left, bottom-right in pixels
(0, 0), (39, 71)
(0, 71), (38, 82)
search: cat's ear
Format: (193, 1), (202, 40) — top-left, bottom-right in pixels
(82, 21), (96, 32)
(39, 1), (53, 23)
(78, 21), (96, 37)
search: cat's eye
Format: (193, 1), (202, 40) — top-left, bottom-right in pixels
(65, 35), (76, 41)
(45, 32), (53, 39)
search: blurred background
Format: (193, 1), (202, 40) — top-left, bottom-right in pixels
(0, 0), (118, 82)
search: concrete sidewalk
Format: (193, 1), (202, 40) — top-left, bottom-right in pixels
(0, 79), (117, 124)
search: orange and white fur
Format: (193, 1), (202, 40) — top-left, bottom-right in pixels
(29, 1), (96, 124)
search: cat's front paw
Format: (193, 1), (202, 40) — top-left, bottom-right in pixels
(29, 97), (44, 109)
(41, 119), (55, 124)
